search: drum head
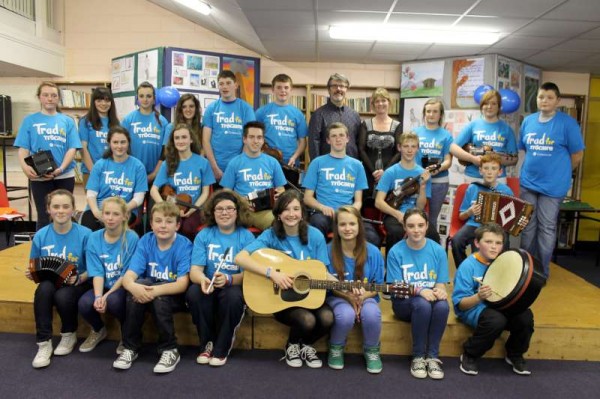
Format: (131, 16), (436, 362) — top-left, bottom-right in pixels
(482, 250), (525, 304)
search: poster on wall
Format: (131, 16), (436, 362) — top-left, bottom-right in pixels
(170, 51), (220, 92)
(444, 108), (482, 186)
(400, 61), (444, 98)
(451, 57), (485, 109)
(223, 56), (257, 107)
(137, 49), (160, 87)
(497, 56), (522, 94)
(524, 65), (541, 113)
(111, 56), (135, 94)
(402, 98), (429, 131)
(114, 96), (137, 120)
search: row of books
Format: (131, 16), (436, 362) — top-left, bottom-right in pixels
(59, 89), (92, 109)
(311, 94), (400, 114)
(259, 94), (307, 110)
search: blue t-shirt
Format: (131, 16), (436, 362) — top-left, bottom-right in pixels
(327, 242), (384, 301)
(30, 223), (92, 274)
(191, 225), (255, 279)
(152, 153), (215, 204)
(460, 182), (513, 227)
(302, 154), (368, 210)
(121, 110), (168, 174)
(220, 153), (287, 196)
(455, 118), (517, 178)
(79, 117), (109, 174)
(128, 232), (192, 283)
(202, 98), (256, 171)
(243, 226), (330, 267)
(86, 229), (139, 289)
(518, 112), (585, 198)
(386, 239), (449, 291)
(376, 163), (431, 213)
(86, 157), (148, 211)
(452, 254), (488, 328)
(414, 126), (453, 181)
(14, 112), (81, 174)
(255, 102), (308, 165)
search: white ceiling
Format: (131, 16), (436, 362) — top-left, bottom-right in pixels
(150, 0), (600, 74)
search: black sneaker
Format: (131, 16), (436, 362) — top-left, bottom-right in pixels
(460, 353), (479, 375)
(280, 343), (302, 367)
(505, 356), (531, 376)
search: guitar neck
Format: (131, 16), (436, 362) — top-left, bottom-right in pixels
(308, 279), (399, 294)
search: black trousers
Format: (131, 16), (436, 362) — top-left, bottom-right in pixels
(30, 177), (75, 230)
(34, 280), (91, 342)
(122, 279), (187, 353)
(463, 307), (534, 359)
(274, 304), (333, 345)
(186, 283), (246, 358)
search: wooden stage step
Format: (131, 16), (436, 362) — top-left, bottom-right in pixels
(2, 243), (599, 361)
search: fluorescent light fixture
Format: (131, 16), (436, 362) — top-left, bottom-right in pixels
(175, 0), (212, 16)
(329, 25), (499, 45)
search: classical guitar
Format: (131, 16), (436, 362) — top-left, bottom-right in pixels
(242, 248), (413, 314)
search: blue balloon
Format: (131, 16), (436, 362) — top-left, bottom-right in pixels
(157, 86), (180, 108)
(473, 84), (494, 104)
(499, 88), (521, 114)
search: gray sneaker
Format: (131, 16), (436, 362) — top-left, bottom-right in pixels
(153, 349), (181, 373)
(113, 349), (138, 370)
(79, 327), (107, 352)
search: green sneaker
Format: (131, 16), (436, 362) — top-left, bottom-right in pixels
(364, 345), (383, 374)
(327, 344), (344, 370)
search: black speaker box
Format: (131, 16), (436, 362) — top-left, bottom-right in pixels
(0, 95), (13, 134)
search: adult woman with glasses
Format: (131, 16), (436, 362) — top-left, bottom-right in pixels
(186, 189), (253, 367)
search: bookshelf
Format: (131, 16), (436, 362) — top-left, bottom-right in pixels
(259, 84), (400, 121)
(54, 81), (110, 184)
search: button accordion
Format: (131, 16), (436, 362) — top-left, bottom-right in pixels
(29, 256), (77, 288)
(247, 188), (276, 212)
(474, 191), (534, 236)
(24, 150), (58, 176)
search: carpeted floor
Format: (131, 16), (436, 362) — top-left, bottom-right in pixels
(2, 333), (599, 399)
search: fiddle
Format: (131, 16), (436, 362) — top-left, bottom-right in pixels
(385, 176), (421, 209)
(262, 143), (304, 174)
(458, 144), (516, 166)
(159, 185), (203, 213)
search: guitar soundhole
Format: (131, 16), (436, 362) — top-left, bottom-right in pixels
(293, 274), (311, 294)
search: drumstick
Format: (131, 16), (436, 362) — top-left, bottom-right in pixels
(472, 277), (502, 298)
(207, 247), (232, 292)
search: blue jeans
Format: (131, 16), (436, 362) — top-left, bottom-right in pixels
(392, 296), (449, 358)
(78, 287), (126, 331)
(429, 182), (449, 231)
(327, 296), (381, 348)
(519, 186), (562, 277)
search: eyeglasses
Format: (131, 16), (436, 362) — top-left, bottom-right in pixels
(214, 206), (237, 214)
(328, 84), (348, 89)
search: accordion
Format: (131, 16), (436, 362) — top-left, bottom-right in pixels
(29, 256), (77, 288)
(247, 188), (276, 212)
(25, 150), (58, 176)
(385, 177), (420, 209)
(474, 191), (534, 236)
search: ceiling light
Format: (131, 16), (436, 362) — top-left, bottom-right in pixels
(329, 25), (499, 45)
(175, 0), (212, 16)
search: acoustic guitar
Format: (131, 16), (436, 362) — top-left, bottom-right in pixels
(243, 248), (413, 314)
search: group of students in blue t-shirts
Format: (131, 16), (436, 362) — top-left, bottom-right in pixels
(16, 77), (583, 379)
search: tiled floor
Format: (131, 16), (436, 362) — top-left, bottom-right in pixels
(2, 146), (87, 222)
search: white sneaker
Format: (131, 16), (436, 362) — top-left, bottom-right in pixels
(79, 327), (107, 352)
(116, 341), (125, 355)
(411, 356), (427, 379)
(280, 343), (302, 368)
(154, 349), (181, 373)
(32, 340), (53, 368)
(427, 358), (445, 379)
(113, 349), (138, 370)
(54, 332), (77, 356)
